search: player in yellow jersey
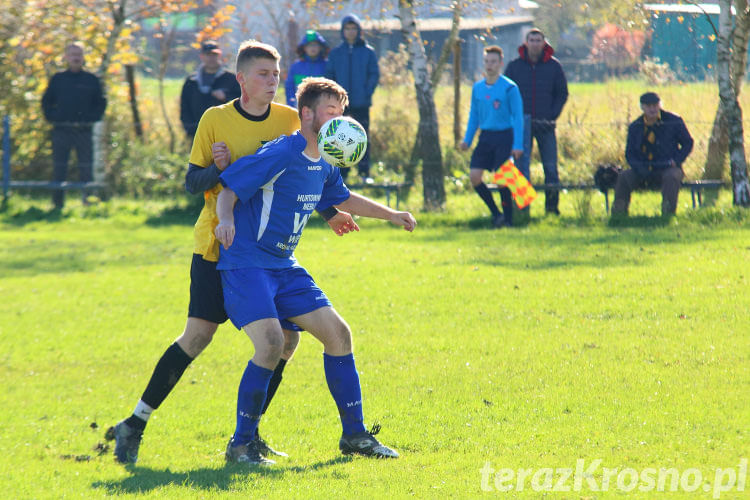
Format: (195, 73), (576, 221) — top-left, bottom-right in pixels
(106, 40), (358, 464)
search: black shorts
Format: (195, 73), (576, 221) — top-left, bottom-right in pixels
(188, 253), (228, 324)
(470, 129), (513, 172)
(187, 253), (303, 331)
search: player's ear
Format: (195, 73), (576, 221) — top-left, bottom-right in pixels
(300, 105), (313, 122)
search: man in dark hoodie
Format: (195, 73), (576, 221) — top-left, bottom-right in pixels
(285, 30), (329, 108)
(505, 28), (568, 215)
(325, 14), (380, 182)
(180, 40), (241, 141)
(41, 42), (107, 209)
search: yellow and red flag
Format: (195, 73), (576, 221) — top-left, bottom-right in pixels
(493, 160), (537, 209)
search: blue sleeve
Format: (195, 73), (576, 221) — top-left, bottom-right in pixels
(285, 65), (297, 107)
(625, 125), (647, 176)
(551, 63), (569, 120)
(317, 168), (351, 209)
(220, 143), (286, 203)
(324, 55), (336, 80)
(463, 86), (479, 145)
(508, 84), (524, 151)
(674, 118), (694, 165)
(366, 50), (379, 96)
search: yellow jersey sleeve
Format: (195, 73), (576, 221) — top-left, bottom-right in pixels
(191, 101), (301, 261)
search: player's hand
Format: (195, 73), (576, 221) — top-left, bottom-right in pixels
(327, 211), (360, 236)
(458, 141), (469, 152)
(214, 220), (235, 249)
(211, 89), (227, 101)
(212, 141), (231, 170)
(511, 149), (524, 160)
(390, 211), (417, 232)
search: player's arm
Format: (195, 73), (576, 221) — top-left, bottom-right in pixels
(214, 187), (238, 248)
(335, 192), (416, 232)
(185, 142), (231, 194)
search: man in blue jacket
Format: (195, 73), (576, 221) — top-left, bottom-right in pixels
(325, 14), (379, 181)
(285, 30), (328, 108)
(612, 92), (693, 217)
(505, 28), (568, 215)
(41, 42), (107, 209)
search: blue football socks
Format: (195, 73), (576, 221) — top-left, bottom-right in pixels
(232, 360), (273, 446)
(323, 353), (366, 436)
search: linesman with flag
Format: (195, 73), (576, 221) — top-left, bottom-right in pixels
(459, 45), (524, 228)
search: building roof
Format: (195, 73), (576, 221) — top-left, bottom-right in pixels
(643, 3), (723, 15)
(318, 15), (534, 33)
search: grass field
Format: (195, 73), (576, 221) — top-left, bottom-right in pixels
(0, 193), (748, 499)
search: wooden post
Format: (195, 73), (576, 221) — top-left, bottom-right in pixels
(453, 39), (462, 144)
(2, 115), (10, 199)
(125, 64), (143, 140)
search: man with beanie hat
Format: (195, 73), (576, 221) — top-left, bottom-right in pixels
(325, 14), (379, 182)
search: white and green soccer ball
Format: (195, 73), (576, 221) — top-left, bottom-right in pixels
(317, 116), (368, 168)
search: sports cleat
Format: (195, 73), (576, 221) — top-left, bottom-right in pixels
(492, 214), (508, 229)
(225, 438), (275, 466)
(105, 420), (143, 464)
(255, 434), (288, 458)
(339, 424), (399, 458)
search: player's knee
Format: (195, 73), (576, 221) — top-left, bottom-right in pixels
(178, 321), (218, 357)
(328, 321), (353, 355)
(259, 328), (284, 364)
(281, 329), (300, 359)
(469, 170), (483, 186)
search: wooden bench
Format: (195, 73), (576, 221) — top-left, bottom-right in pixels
(488, 181), (725, 212)
(347, 181), (412, 209)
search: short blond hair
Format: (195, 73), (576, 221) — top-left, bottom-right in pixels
(236, 40), (280, 73)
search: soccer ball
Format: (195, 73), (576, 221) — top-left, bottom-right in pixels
(317, 116), (368, 168)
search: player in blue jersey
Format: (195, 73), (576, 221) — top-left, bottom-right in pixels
(460, 45), (524, 228)
(214, 77), (416, 465)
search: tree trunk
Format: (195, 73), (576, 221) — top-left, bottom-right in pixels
(125, 64), (144, 140)
(718, 0), (750, 205)
(158, 23), (177, 154)
(398, 0), (445, 211)
(703, 0), (750, 192)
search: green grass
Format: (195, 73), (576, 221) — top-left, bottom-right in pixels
(0, 194), (748, 499)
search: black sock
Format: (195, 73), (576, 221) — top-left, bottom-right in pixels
(499, 187), (513, 224)
(474, 183), (501, 217)
(124, 414), (147, 431)
(254, 358), (287, 438)
(139, 342), (194, 411)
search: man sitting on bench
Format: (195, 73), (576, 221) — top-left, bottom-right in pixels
(612, 92), (693, 217)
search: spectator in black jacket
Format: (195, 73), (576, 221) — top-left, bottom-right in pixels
(505, 28), (568, 215)
(180, 40), (241, 140)
(613, 92), (693, 217)
(41, 42), (107, 209)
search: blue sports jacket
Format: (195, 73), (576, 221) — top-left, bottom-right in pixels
(324, 14), (379, 108)
(285, 31), (329, 107)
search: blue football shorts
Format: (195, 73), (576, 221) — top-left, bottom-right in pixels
(188, 254), (302, 331)
(220, 266), (331, 330)
(470, 128), (513, 172)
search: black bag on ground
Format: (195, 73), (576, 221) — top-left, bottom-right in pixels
(594, 163), (622, 193)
